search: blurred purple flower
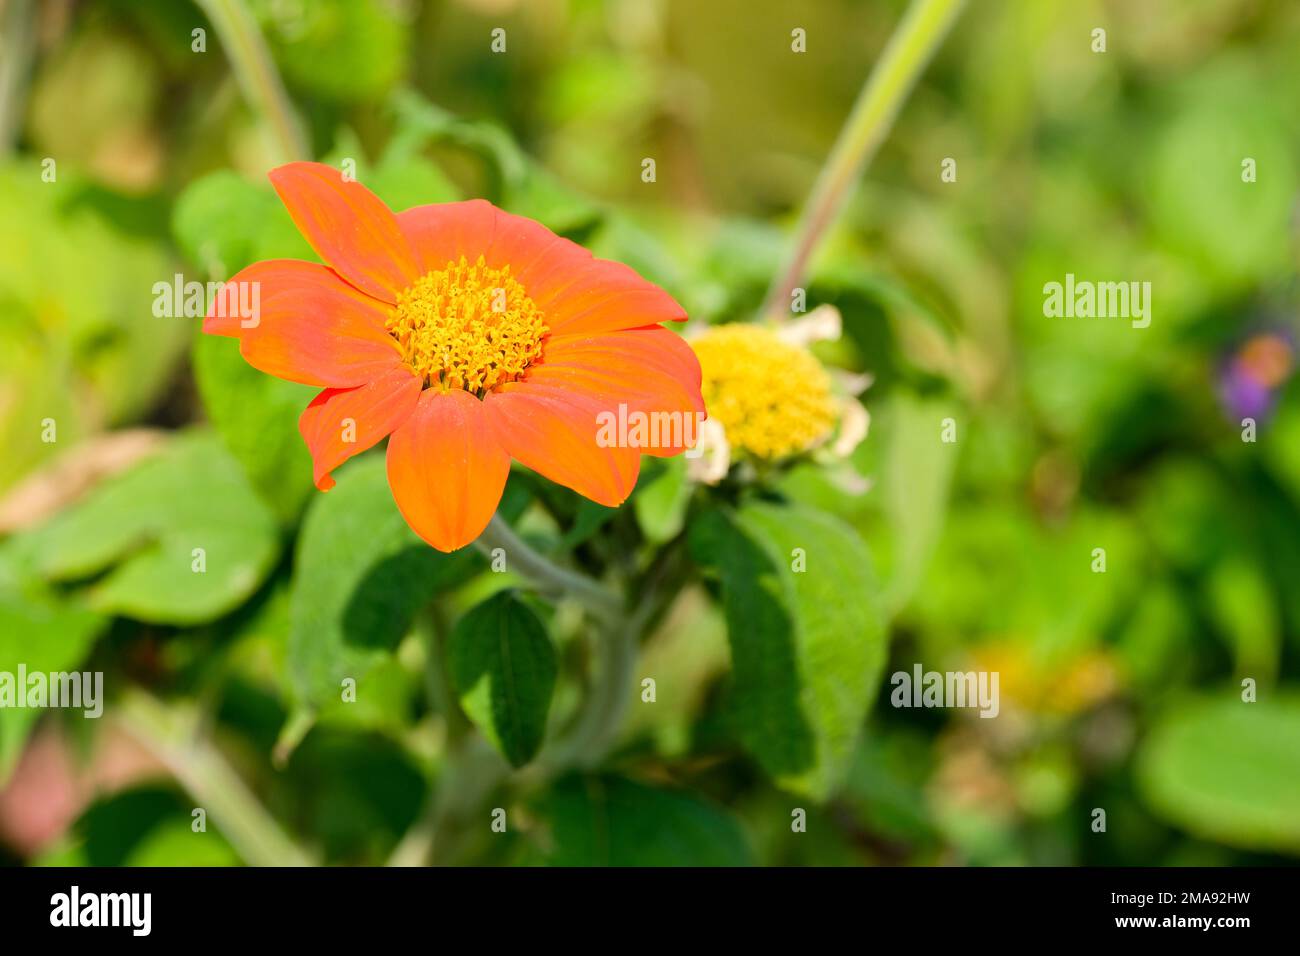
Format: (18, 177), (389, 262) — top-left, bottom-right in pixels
(1217, 330), (1295, 423)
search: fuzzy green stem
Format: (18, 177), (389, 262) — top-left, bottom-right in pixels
(540, 615), (640, 770)
(119, 691), (315, 867)
(535, 543), (685, 772)
(194, 0), (308, 164)
(762, 0), (965, 321)
(474, 513), (622, 622)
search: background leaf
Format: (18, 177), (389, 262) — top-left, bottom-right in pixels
(0, 590), (106, 782)
(1138, 694), (1300, 855)
(192, 334), (316, 524)
(16, 431), (280, 625)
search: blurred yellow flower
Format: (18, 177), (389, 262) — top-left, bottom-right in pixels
(692, 323), (838, 460)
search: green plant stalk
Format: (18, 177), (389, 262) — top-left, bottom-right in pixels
(119, 691), (315, 867)
(0, 0), (34, 155)
(194, 0), (308, 164)
(535, 541), (687, 772)
(394, 532), (686, 861)
(474, 513), (622, 622)
(761, 0), (966, 321)
(388, 604), (509, 866)
(539, 613), (641, 771)
(419, 602), (468, 744)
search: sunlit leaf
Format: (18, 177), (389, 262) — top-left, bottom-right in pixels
(17, 432), (279, 625)
(690, 500), (888, 799)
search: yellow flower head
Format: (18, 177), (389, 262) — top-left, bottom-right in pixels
(692, 324), (838, 460)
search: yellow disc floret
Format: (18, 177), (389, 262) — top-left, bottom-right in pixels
(387, 255), (548, 393)
(692, 324), (837, 459)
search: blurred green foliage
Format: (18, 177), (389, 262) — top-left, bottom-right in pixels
(1, 0), (1299, 868)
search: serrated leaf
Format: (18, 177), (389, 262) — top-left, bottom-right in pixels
(287, 455), (479, 709)
(1138, 695), (1300, 855)
(690, 500), (888, 799)
(18, 432), (279, 625)
(543, 773), (754, 866)
(449, 590), (556, 767)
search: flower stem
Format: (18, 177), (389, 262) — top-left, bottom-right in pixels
(387, 607), (498, 867)
(535, 541), (686, 771)
(419, 602), (467, 743)
(539, 614), (641, 770)
(761, 0), (966, 321)
(0, 0), (34, 156)
(119, 691), (315, 867)
(194, 0), (308, 164)
(474, 513), (622, 622)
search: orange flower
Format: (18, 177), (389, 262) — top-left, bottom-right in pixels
(204, 162), (703, 551)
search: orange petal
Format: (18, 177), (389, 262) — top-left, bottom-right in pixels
(386, 389), (510, 552)
(269, 162), (418, 303)
(525, 328), (705, 456)
(299, 364), (423, 490)
(528, 257), (688, 337)
(485, 384), (641, 506)
(202, 259), (404, 387)
(397, 200), (501, 274)
(398, 201), (686, 336)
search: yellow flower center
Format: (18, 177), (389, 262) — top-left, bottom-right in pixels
(387, 255), (548, 393)
(692, 324), (837, 459)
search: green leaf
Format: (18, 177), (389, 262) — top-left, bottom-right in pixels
(690, 500), (888, 799)
(449, 591), (557, 767)
(386, 90), (601, 237)
(1205, 556), (1280, 683)
(193, 333), (316, 524)
(287, 455), (479, 709)
(173, 167), (317, 273)
(633, 456), (691, 544)
(260, 0), (408, 101)
(561, 499), (617, 549)
(875, 393), (958, 614)
(1138, 695), (1300, 855)
(124, 819), (241, 867)
(504, 166), (603, 239)
(18, 432), (280, 625)
(367, 153), (460, 210)
(0, 590), (106, 782)
(174, 172), (320, 525)
(171, 170), (276, 278)
(0, 164), (188, 489)
(543, 774), (754, 866)
(1145, 63), (1294, 285)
